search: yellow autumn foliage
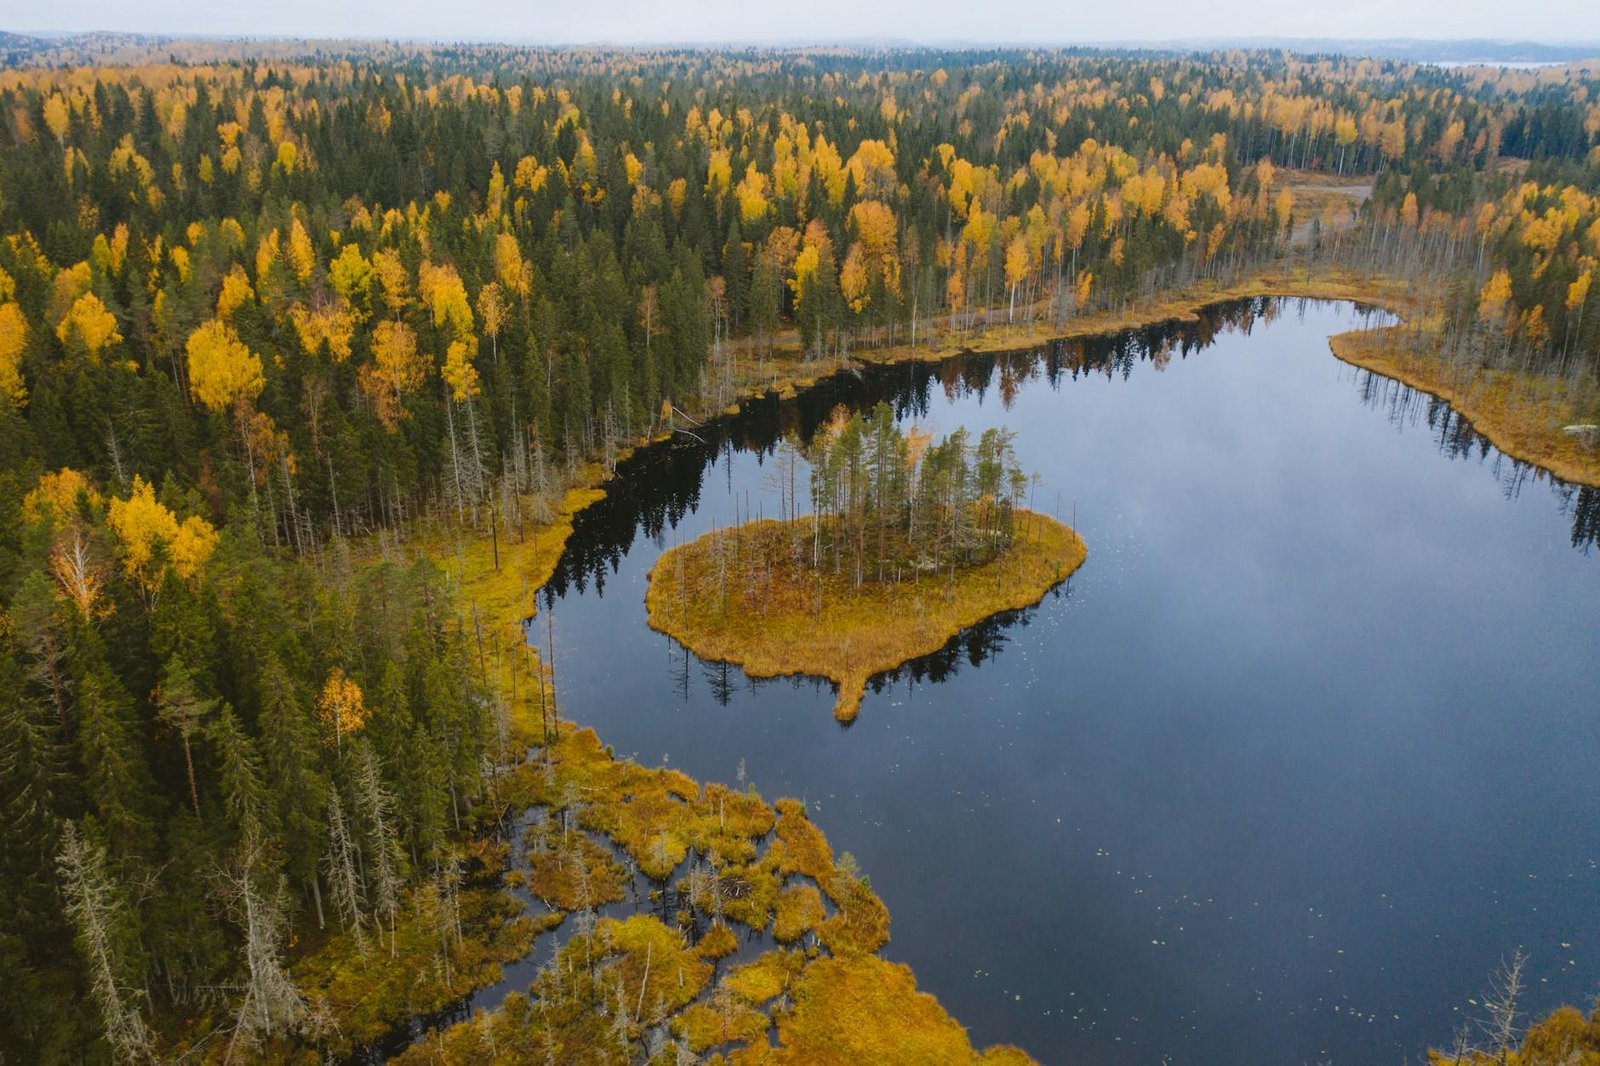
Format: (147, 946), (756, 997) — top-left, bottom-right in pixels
(442, 338), (480, 402)
(1004, 234), (1031, 289)
(23, 467), (101, 525)
(492, 233), (525, 296)
(215, 265), (255, 319)
(1568, 269), (1593, 313)
(418, 260), (474, 336)
(317, 667), (369, 742)
(847, 200), (898, 260)
(49, 260), (91, 320)
(288, 302), (355, 361)
(705, 148), (732, 199)
(42, 93), (69, 143)
(55, 292), (121, 360)
(359, 319), (430, 431)
(813, 134), (847, 205)
(475, 283), (507, 341)
(840, 245), (869, 314)
(1479, 269), (1514, 325)
(254, 228), (280, 292)
(329, 242), (373, 312)
(106, 475), (218, 593)
(846, 138), (896, 201)
(512, 155), (548, 195)
(735, 163), (771, 223)
(790, 244), (821, 297)
(287, 217), (316, 284)
(0, 302), (27, 406)
(186, 319), (264, 413)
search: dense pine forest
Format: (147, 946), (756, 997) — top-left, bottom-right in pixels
(1, 37), (1599, 1063)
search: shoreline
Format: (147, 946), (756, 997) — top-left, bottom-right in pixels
(698, 263), (1593, 495)
(1328, 326), (1600, 491)
(702, 265), (1421, 415)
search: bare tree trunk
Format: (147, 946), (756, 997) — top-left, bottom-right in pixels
(57, 825), (151, 1063)
(226, 833), (308, 1053)
(323, 790), (366, 944)
(354, 744), (403, 957)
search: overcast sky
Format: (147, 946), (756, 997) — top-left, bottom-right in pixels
(5, 0), (1600, 46)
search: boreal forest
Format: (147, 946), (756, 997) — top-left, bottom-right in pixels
(0, 36), (1598, 1064)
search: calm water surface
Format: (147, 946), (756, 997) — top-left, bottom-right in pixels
(531, 300), (1600, 1065)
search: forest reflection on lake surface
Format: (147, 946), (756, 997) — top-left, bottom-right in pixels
(532, 299), (1600, 1064)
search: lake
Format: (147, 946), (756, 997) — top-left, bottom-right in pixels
(528, 299), (1600, 1064)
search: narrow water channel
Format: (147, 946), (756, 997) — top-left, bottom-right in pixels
(515, 299), (1600, 1064)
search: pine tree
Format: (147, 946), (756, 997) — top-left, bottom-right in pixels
(209, 704), (268, 843)
(721, 218), (748, 334)
(71, 629), (157, 863)
(0, 652), (69, 952)
(256, 652), (328, 913)
(11, 573), (74, 732)
(155, 656), (216, 817)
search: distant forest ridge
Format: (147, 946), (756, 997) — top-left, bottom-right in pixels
(1113, 39), (1600, 63)
(2, 32), (1599, 68)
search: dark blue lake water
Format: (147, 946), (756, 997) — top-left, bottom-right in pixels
(533, 299), (1600, 1064)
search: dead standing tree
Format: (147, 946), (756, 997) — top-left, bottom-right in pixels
(57, 824), (151, 1064)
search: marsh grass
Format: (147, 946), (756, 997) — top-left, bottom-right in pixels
(284, 842), (541, 1057)
(766, 955), (1038, 1066)
(391, 723), (1032, 1063)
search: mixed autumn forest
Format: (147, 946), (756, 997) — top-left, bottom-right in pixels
(1, 34), (1600, 1064)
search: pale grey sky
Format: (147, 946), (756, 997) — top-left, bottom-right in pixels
(3, 0), (1599, 46)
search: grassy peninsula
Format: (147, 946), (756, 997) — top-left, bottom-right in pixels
(648, 514), (1084, 720)
(1329, 325), (1600, 490)
(645, 404), (1086, 720)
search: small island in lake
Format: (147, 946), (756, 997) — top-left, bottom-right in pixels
(647, 404), (1087, 720)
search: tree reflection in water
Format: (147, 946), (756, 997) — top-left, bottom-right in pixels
(544, 295), (1594, 620)
(1352, 363), (1600, 552)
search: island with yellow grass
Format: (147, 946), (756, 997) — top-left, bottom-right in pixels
(646, 403), (1087, 720)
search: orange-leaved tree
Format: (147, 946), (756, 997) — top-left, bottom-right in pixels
(317, 667), (367, 749)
